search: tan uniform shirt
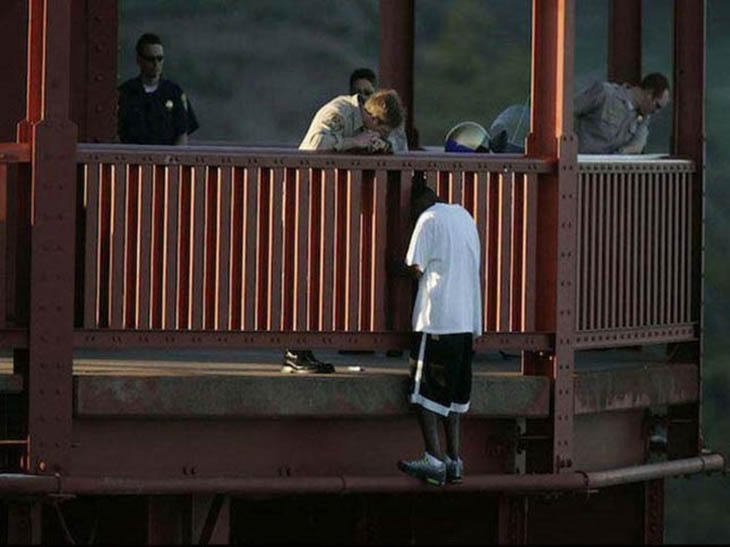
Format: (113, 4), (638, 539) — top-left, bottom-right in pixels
(299, 94), (408, 153)
(574, 82), (650, 154)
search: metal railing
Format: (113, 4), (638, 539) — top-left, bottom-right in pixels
(575, 156), (696, 347)
(75, 144), (552, 349)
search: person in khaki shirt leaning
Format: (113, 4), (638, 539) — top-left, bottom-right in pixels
(299, 88), (407, 154)
(282, 89), (406, 374)
(574, 72), (670, 154)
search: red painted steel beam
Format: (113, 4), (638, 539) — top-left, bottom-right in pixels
(18, 0), (78, 476)
(669, 0), (705, 459)
(0, 0), (28, 142)
(378, 0), (417, 148)
(608, 0), (642, 85)
(524, 0), (578, 474)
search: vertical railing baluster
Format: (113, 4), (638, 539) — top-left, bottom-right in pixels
(124, 165), (140, 329)
(192, 165), (206, 330)
(217, 166), (232, 330)
(347, 169), (362, 331)
(359, 171), (374, 331)
(523, 172), (538, 332)
(228, 167), (244, 330)
(164, 165), (180, 329)
(671, 172), (680, 323)
(83, 163), (99, 328)
(596, 172), (606, 330)
(243, 167), (258, 330)
(321, 168), (336, 330)
(497, 171), (512, 331)
(576, 170), (585, 331)
(308, 169), (322, 331)
(685, 171), (693, 321)
(372, 169), (388, 331)
(486, 170), (499, 332)
(608, 172), (623, 328)
(452, 170), (463, 205)
(296, 167), (311, 331)
(588, 173), (597, 330)
(511, 171), (524, 331)
(137, 165), (153, 329)
(659, 171), (667, 325)
(269, 167), (284, 330)
(475, 171), (489, 332)
(176, 166), (192, 329)
(111, 162), (127, 328)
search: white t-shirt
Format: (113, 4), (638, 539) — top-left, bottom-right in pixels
(405, 203), (482, 336)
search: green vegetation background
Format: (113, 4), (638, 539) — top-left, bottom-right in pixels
(119, 1), (729, 542)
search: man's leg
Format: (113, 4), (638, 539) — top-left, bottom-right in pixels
(398, 407), (447, 486)
(417, 407), (443, 460)
(443, 411), (464, 484)
(444, 411), (460, 460)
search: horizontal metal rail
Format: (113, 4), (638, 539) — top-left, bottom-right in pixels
(0, 453), (724, 496)
(576, 158), (696, 345)
(73, 329), (553, 351)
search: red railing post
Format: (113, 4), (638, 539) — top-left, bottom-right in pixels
(378, 0), (418, 149)
(608, 0), (642, 86)
(524, 0), (578, 474)
(15, 0), (77, 476)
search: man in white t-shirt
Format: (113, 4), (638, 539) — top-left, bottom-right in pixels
(397, 180), (482, 487)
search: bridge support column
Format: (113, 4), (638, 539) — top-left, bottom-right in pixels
(608, 0), (642, 85)
(524, 0), (578, 474)
(378, 0), (418, 148)
(15, 0), (77, 475)
(669, 0), (705, 459)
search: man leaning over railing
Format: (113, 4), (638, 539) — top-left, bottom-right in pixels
(281, 89), (407, 374)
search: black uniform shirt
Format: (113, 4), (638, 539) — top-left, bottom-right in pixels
(117, 77), (199, 145)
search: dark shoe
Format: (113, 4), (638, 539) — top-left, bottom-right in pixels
(445, 457), (463, 484)
(281, 350), (334, 374)
(397, 455), (446, 486)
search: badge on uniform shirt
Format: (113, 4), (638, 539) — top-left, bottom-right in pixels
(165, 99), (174, 111)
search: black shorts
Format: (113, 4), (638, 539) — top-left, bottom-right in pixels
(408, 332), (474, 417)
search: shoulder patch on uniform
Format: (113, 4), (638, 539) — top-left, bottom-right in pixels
(181, 93), (188, 111)
(323, 112), (345, 133)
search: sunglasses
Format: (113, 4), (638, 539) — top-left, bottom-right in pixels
(141, 54), (164, 63)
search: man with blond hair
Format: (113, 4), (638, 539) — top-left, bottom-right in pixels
(299, 88), (407, 154)
(282, 89), (406, 374)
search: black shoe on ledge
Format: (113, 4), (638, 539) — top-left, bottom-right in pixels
(281, 350), (335, 374)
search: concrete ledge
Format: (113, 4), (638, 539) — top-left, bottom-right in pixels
(575, 363), (699, 415)
(73, 362), (699, 419)
(74, 372), (550, 418)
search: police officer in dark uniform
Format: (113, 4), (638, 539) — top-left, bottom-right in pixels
(118, 33), (199, 145)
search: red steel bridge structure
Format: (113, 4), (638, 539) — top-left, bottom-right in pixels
(0, 0), (725, 543)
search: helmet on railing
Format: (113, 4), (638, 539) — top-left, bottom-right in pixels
(444, 121), (490, 153)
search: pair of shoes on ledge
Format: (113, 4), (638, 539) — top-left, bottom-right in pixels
(397, 453), (464, 486)
(281, 350), (335, 374)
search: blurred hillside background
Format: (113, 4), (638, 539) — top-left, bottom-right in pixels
(118, 0), (729, 543)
